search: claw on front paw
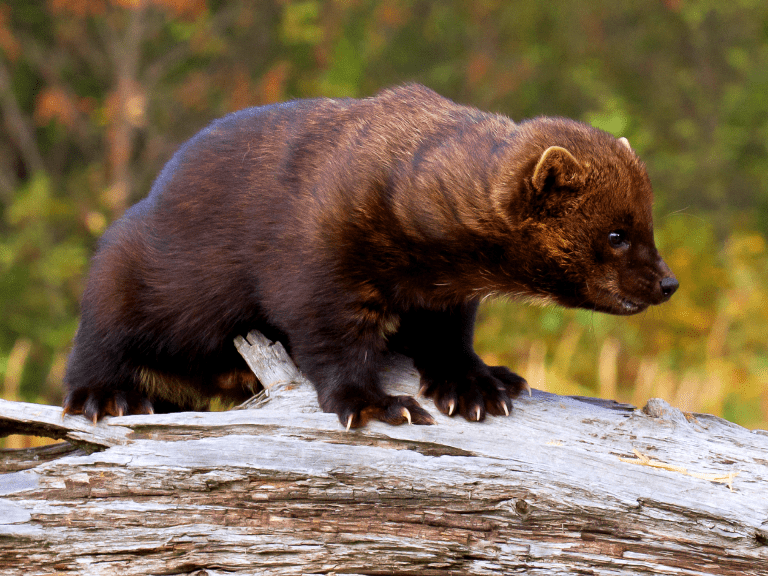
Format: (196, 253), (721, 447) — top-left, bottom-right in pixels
(488, 365), (530, 398)
(419, 363), (523, 423)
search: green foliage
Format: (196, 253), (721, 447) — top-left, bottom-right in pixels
(0, 173), (86, 404)
(1, 0), (767, 433)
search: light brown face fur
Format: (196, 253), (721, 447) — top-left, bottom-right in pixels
(500, 120), (677, 314)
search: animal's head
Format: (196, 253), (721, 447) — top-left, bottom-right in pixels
(505, 118), (678, 315)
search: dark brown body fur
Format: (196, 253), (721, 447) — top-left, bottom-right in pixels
(63, 84), (677, 427)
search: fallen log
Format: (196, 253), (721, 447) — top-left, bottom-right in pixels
(1, 330), (766, 575)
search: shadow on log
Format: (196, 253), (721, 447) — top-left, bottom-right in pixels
(1, 330), (767, 575)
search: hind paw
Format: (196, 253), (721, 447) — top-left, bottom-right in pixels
(63, 389), (154, 423)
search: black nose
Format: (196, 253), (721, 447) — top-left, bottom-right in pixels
(660, 276), (679, 300)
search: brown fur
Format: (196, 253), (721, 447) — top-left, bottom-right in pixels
(63, 84), (677, 427)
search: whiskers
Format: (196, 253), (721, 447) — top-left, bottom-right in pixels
(663, 205), (705, 223)
(472, 287), (555, 308)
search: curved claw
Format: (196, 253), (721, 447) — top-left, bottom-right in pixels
(501, 401), (509, 417)
(447, 400), (455, 416)
(402, 407), (412, 425)
(346, 414), (354, 432)
(475, 406), (481, 422)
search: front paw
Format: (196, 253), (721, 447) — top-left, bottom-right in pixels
(418, 361), (528, 422)
(326, 393), (436, 430)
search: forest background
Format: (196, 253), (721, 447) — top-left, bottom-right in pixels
(2, 0), (768, 448)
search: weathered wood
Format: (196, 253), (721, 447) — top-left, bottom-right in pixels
(1, 331), (767, 575)
(0, 398), (132, 450)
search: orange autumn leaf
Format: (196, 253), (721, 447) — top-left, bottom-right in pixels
(34, 86), (80, 128)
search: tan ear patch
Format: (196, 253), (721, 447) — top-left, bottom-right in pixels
(531, 145), (582, 191)
(618, 137), (631, 150)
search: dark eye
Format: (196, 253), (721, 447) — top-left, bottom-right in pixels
(609, 230), (629, 249)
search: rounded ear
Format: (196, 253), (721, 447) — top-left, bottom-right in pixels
(531, 146), (583, 192)
(618, 137), (631, 150)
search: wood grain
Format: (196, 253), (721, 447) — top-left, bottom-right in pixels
(1, 331), (766, 575)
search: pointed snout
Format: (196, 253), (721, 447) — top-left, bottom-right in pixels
(645, 253), (679, 304)
(656, 255), (678, 303)
(659, 275), (679, 301)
